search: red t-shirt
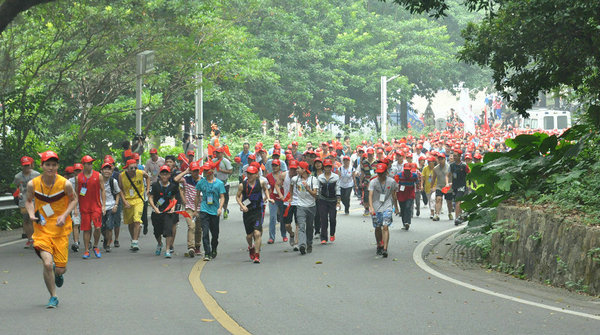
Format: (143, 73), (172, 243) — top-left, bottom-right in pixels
(77, 170), (102, 213)
(395, 170), (418, 202)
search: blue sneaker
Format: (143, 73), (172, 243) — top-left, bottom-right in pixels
(82, 251), (90, 259)
(165, 251), (172, 258)
(46, 296), (59, 309)
(155, 244), (162, 256)
(93, 247), (102, 258)
(52, 264), (64, 288)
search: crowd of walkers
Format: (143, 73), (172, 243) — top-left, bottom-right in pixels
(14, 120), (547, 308)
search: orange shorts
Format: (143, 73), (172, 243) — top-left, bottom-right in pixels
(34, 234), (69, 268)
(80, 210), (102, 231)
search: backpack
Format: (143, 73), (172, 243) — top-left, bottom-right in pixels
(108, 177), (119, 200)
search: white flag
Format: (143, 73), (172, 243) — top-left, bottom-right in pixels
(458, 87), (476, 134)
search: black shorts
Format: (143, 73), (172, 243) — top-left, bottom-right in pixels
(435, 189), (453, 201)
(151, 212), (177, 238)
(453, 189), (465, 201)
(282, 205), (297, 225)
(243, 208), (263, 235)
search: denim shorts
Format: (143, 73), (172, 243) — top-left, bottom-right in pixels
(372, 210), (393, 228)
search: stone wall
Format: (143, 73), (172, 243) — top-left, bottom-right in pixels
(490, 205), (600, 295)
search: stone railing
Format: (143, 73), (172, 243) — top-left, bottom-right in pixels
(490, 205), (600, 295)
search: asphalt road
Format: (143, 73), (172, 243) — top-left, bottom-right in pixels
(1, 195), (598, 334)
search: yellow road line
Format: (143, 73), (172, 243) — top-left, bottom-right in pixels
(188, 260), (252, 335)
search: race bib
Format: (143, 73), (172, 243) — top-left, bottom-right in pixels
(207, 195), (214, 205)
(379, 194), (385, 202)
(42, 203), (54, 217)
(370, 169), (374, 175)
(242, 199), (251, 206)
(79, 187), (87, 196)
(129, 188), (134, 197)
(453, 173), (457, 179)
(157, 198), (165, 206)
(400, 185), (405, 191)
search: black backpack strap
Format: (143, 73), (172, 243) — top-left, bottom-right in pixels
(125, 171), (144, 201)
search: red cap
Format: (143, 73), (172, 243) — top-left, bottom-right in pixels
(65, 166), (75, 174)
(465, 154), (473, 160)
(39, 151), (59, 163)
(20, 156), (34, 166)
(474, 153), (483, 160)
(271, 159), (281, 166)
(247, 166), (259, 174)
(343, 156), (350, 160)
(375, 163), (387, 173)
(314, 157), (323, 164)
(272, 149), (281, 156)
(81, 155), (94, 163)
(73, 163), (84, 171)
(418, 156), (426, 161)
(250, 162), (261, 169)
(234, 156), (242, 164)
(190, 161), (201, 171)
(286, 154), (293, 161)
(133, 153), (140, 160)
(289, 160), (299, 169)
(298, 161), (310, 170)
(367, 148), (374, 154)
(453, 149), (463, 155)
(248, 154), (256, 160)
(187, 150), (195, 156)
(292, 141), (299, 146)
(149, 148), (158, 154)
(403, 163), (412, 170)
(101, 162), (113, 170)
(104, 155), (115, 164)
(202, 162), (213, 171)
(159, 165), (171, 173)
(376, 148), (384, 153)
(274, 143), (281, 149)
(323, 159), (333, 167)
(126, 159), (137, 167)
(124, 149), (133, 158)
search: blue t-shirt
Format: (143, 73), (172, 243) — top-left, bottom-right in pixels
(195, 178), (226, 216)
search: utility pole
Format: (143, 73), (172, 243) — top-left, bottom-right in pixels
(135, 50), (155, 161)
(380, 74), (400, 141)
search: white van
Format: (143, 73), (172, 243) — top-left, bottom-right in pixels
(518, 108), (571, 131)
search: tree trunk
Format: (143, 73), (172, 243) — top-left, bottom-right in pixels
(0, 0), (56, 35)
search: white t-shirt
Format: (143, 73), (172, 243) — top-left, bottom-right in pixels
(104, 178), (121, 211)
(290, 175), (317, 208)
(338, 166), (354, 188)
(368, 177), (398, 212)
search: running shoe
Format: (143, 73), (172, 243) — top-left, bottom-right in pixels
(283, 237), (289, 243)
(105, 245), (111, 253)
(448, 213), (454, 220)
(93, 247), (102, 258)
(170, 247), (174, 254)
(114, 240), (120, 248)
(416, 209), (420, 217)
(24, 240), (33, 249)
(293, 246), (299, 251)
(330, 235), (335, 242)
(376, 246), (383, 255)
(203, 255), (211, 261)
(131, 241), (139, 251)
(403, 223), (410, 231)
(307, 245), (312, 253)
(195, 247), (201, 256)
(430, 215), (434, 219)
(267, 238), (274, 244)
(155, 244), (162, 256)
(345, 210), (349, 215)
(433, 215), (440, 221)
(454, 218), (463, 226)
(46, 296), (59, 309)
(248, 245), (256, 260)
(188, 248), (195, 258)
(82, 251), (90, 259)
(165, 251), (172, 258)
(211, 250), (217, 259)
(253, 253), (260, 263)
(71, 242), (79, 252)
(321, 240), (327, 245)
(223, 209), (229, 219)
(299, 245), (306, 255)
(382, 249), (388, 258)
(289, 233), (295, 247)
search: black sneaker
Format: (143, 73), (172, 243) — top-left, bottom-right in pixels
(416, 209), (420, 217)
(211, 250), (217, 259)
(299, 245), (306, 255)
(382, 250), (388, 258)
(114, 240), (120, 248)
(403, 223), (410, 230)
(454, 218), (463, 226)
(71, 242), (79, 252)
(307, 245), (312, 253)
(376, 246), (383, 255)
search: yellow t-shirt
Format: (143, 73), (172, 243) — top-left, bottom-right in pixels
(422, 165), (434, 194)
(32, 175), (73, 237)
(121, 170), (145, 205)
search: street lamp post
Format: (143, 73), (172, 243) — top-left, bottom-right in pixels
(380, 74), (400, 141)
(135, 50), (155, 160)
(195, 62), (219, 160)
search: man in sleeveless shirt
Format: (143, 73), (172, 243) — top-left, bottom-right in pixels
(77, 155), (106, 259)
(25, 151), (78, 308)
(236, 165), (274, 263)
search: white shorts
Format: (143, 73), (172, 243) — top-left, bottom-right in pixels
(71, 209), (81, 226)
